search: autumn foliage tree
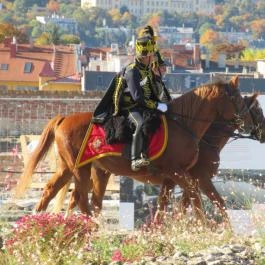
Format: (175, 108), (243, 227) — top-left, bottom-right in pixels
(147, 14), (161, 35)
(200, 29), (220, 47)
(108, 9), (122, 26)
(47, 0), (60, 14)
(0, 23), (28, 43)
(250, 19), (265, 39)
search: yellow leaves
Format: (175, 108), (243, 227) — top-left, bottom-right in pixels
(108, 9), (122, 24)
(200, 29), (220, 46)
(35, 32), (51, 45)
(241, 49), (265, 62)
(0, 23), (19, 42)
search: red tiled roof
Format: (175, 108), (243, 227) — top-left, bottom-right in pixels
(39, 61), (56, 77)
(0, 44), (76, 82)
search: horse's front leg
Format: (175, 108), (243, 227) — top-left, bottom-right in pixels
(154, 178), (175, 224)
(72, 164), (93, 215)
(198, 177), (230, 224)
(90, 166), (111, 216)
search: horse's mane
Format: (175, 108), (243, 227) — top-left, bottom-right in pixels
(169, 79), (228, 127)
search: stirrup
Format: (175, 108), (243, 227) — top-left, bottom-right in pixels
(131, 158), (150, 171)
(141, 156), (150, 166)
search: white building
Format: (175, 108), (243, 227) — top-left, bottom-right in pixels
(81, 0), (215, 18)
(159, 26), (194, 45)
(36, 14), (78, 35)
(219, 31), (253, 44)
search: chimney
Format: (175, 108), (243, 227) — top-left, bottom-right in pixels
(10, 36), (17, 58)
(193, 44), (200, 65)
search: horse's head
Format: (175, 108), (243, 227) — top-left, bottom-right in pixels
(244, 94), (265, 143)
(216, 76), (257, 136)
(215, 76), (265, 143)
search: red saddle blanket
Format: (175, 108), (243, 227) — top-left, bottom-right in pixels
(75, 116), (168, 168)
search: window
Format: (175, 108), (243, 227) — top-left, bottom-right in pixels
(0, 64), (8, 70)
(24, 62), (33, 73)
(15, 86), (38, 91)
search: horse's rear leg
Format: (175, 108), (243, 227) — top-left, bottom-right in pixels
(35, 161), (72, 212)
(91, 166), (111, 215)
(72, 164), (92, 215)
(199, 178), (229, 222)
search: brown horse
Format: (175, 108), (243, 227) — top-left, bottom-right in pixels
(58, 92), (265, 220)
(15, 76), (259, 217)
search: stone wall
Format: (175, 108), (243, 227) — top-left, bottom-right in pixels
(0, 93), (102, 137)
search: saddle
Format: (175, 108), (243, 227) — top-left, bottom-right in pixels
(75, 114), (168, 168)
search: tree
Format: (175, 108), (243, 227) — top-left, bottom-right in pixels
(241, 48), (265, 61)
(198, 22), (217, 36)
(0, 23), (28, 43)
(147, 13), (161, 32)
(200, 29), (220, 47)
(250, 19), (265, 39)
(35, 32), (51, 45)
(0, 10), (13, 24)
(108, 9), (122, 26)
(30, 20), (44, 39)
(60, 34), (80, 44)
(47, 24), (61, 45)
(120, 5), (129, 15)
(13, 0), (28, 15)
(47, 0), (60, 14)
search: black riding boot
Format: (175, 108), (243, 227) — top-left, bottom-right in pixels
(131, 131), (150, 171)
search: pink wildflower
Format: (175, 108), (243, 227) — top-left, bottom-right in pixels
(112, 249), (125, 262)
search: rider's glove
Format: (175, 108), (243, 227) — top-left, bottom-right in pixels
(157, 103), (168, 113)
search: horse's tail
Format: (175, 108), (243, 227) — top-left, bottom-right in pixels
(52, 180), (72, 213)
(15, 115), (65, 197)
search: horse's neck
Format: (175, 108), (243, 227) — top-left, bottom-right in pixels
(170, 90), (217, 140)
(203, 125), (236, 151)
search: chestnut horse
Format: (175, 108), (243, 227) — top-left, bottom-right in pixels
(54, 92), (265, 220)
(15, 76), (258, 217)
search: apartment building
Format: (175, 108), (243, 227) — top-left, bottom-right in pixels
(81, 0), (215, 17)
(0, 37), (82, 91)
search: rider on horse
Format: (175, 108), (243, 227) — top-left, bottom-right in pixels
(120, 26), (169, 171)
(92, 25), (168, 171)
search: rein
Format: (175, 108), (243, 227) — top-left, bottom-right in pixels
(201, 126), (256, 150)
(166, 83), (258, 147)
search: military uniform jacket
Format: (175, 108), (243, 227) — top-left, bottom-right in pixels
(93, 59), (159, 123)
(113, 59), (158, 114)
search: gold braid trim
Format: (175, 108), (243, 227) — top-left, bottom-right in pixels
(113, 63), (135, 115)
(139, 69), (157, 109)
(113, 76), (123, 116)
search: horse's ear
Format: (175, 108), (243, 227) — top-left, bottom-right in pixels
(230, 75), (239, 88)
(247, 93), (259, 109)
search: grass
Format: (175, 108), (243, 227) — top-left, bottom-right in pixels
(0, 193), (264, 265)
(0, 211), (259, 265)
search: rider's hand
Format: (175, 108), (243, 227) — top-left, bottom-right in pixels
(157, 103), (168, 113)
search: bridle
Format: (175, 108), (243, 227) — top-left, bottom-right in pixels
(222, 83), (253, 132)
(246, 99), (265, 141)
(166, 83), (261, 142)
